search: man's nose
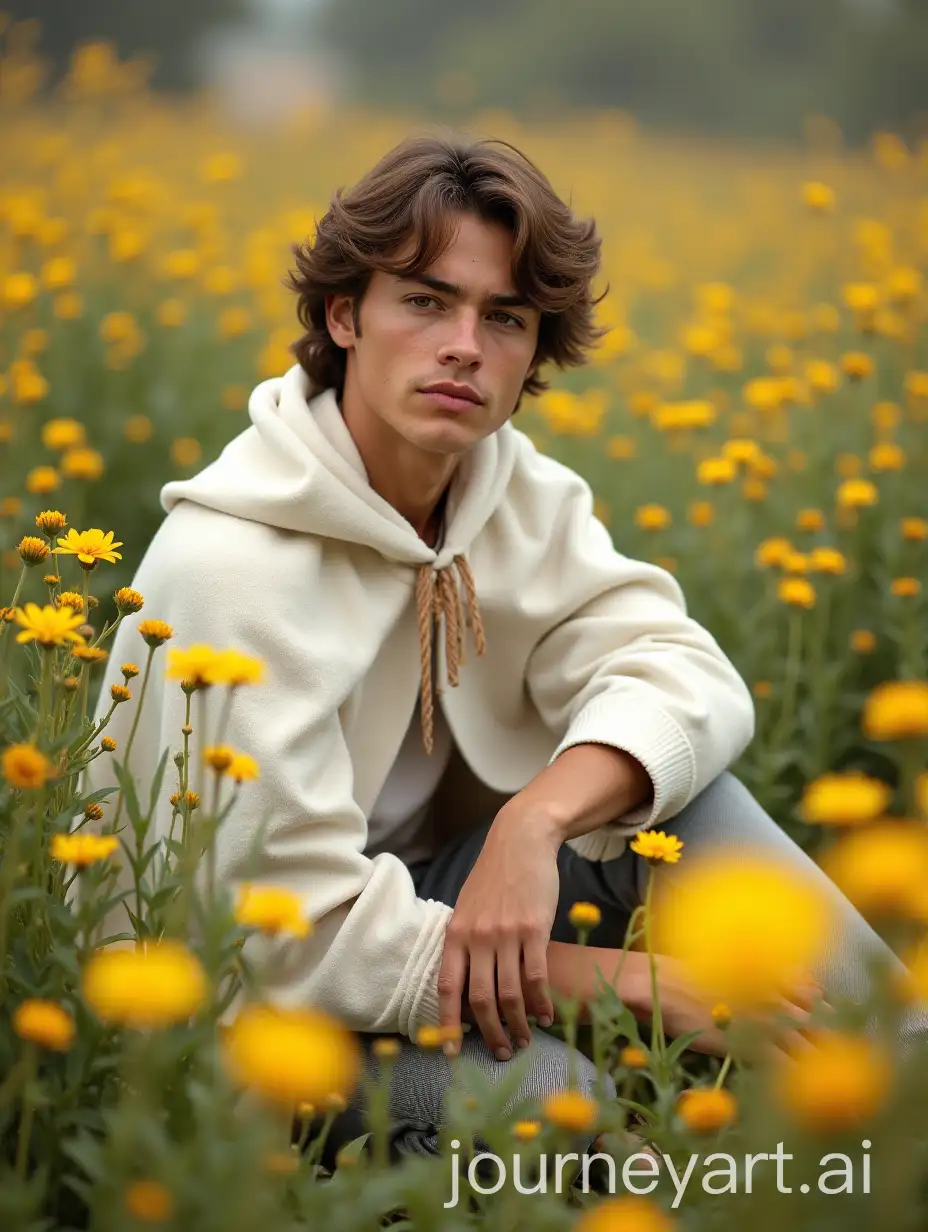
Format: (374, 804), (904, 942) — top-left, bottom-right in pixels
(438, 310), (482, 365)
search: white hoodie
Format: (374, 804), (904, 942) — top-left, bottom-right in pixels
(83, 364), (754, 1037)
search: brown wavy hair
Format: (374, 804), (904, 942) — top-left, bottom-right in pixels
(283, 130), (609, 411)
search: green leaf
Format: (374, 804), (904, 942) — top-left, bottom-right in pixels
(146, 746), (171, 821)
(111, 759), (143, 830)
(663, 1029), (705, 1069)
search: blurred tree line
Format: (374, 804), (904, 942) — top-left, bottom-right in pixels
(311, 0), (928, 143)
(1, 0), (249, 92)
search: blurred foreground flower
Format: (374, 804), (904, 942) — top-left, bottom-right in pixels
(13, 602), (85, 649)
(82, 941), (207, 1029)
(799, 773), (892, 826)
(13, 999), (76, 1051)
(2, 742), (53, 788)
(235, 885), (311, 938)
(862, 681), (928, 740)
(819, 820), (928, 923)
(776, 1031), (892, 1132)
(222, 1004), (360, 1109)
(574, 1195), (676, 1232)
(651, 852), (832, 1011)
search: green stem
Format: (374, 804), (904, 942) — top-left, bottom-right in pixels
(643, 869), (666, 1081)
(112, 644), (157, 829)
(15, 1045), (37, 1180)
(713, 1052), (733, 1090)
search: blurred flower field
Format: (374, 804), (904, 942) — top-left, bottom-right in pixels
(1, 28), (928, 1232)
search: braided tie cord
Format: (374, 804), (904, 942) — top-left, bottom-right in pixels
(415, 554), (486, 754)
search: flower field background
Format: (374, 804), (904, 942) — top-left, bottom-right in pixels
(1, 33), (928, 1232)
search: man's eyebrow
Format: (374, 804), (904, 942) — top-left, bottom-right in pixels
(398, 273), (530, 309)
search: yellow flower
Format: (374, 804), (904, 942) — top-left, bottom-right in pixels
(542, 1089), (598, 1133)
(171, 437), (202, 468)
(210, 649), (266, 687)
(114, 587), (144, 613)
(836, 479), (878, 509)
(51, 834), (119, 865)
(652, 852), (832, 1011)
(795, 508), (824, 533)
(676, 1088), (737, 1133)
(619, 1045), (649, 1068)
(574, 1195), (675, 1232)
(850, 629), (876, 654)
(13, 999), (75, 1051)
(891, 577), (921, 598)
(17, 536), (50, 566)
(711, 1003), (731, 1027)
(754, 537), (793, 569)
(607, 435), (637, 460)
(4, 271), (38, 308)
(802, 181), (835, 212)
(222, 1003), (360, 1108)
(82, 940), (208, 1029)
(513, 1119), (542, 1141)
(137, 619), (173, 647)
(777, 1032), (891, 1132)
(204, 744), (235, 772)
(235, 885), (312, 938)
(124, 1180), (174, 1223)
(862, 680), (928, 740)
(869, 442), (904, 472)
(799, 773), (891, 827)
(901, 517), (928, 541)
(777, 578), (816, 609)
(227, 753), (260, 782)
(782, 551), (809, 574)
(568, 901), (602, 930)
(696, 456), (736, 485)
(635, 504), (671, 531)
(26, 466), (60, 495)
(124, 414), (153, 443)
(372, 1037), (400, 1059)
(820, 821), (928, 923)
(35, 509), (68, 536)
(41, 418), (86, 451)
(841, 351), (874, 381)
(629, 831), (684, 865)
(688, 501), (714, 527)
(165, 644), (222, 687)
(13, 602), (86, 649)
(808, 547), (847, 575)
(61, 448), (105, 482)
(54, 528), (123, 568)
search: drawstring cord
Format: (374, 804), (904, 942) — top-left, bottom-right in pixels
(415, 555), (486, 754)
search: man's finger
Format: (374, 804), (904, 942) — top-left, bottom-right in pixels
(521, 934), (554, 1027)
(467, 945), (511, 1060)
(496, 937), (532, 1049)
(436, 937), (468, 1053)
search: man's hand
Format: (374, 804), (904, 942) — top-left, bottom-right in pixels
(437, 811), (560, 1059)
(621, 951), (827, 1059)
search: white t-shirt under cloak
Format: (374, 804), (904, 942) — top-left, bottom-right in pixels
(363, 516), (454, 866)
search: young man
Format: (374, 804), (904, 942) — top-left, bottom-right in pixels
(88, 132), (926, 1158)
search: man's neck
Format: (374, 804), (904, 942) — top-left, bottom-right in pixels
(337, 388), (456, 545)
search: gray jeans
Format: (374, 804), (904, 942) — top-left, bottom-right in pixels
(332, 771), (928, 1160)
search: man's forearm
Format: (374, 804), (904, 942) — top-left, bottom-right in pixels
(545, 941), (651, 1023)
(497, 741), (654, 843)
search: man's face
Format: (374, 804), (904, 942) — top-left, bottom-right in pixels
(325, 212), (541, 456)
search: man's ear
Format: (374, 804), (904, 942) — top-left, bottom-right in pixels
(325, 292), (358, 348)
